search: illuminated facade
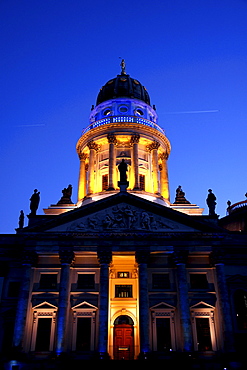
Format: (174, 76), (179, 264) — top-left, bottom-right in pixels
(1, 63), (247, 368)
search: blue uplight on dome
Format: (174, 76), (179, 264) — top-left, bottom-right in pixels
(82, 116), (164, 134)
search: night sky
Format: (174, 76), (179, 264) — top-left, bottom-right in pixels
(1, 0), (247, 233)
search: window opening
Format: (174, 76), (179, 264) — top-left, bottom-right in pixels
(196, 318), (212, 351)
(77, 274), (95, 290)
(35, 318), (52, 351)
(102, 174), (108, 191)
(156, 318), (172, 352)
(190, 274), (208, 289)
(152, 273), (170, 290)
(76, 317), (91, 351)
(139, 174), (145, 191)
(115, 285), (132, 298)
(39, 274), (57, 290)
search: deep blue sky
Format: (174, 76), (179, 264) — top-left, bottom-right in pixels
(1, 0), (247, 233)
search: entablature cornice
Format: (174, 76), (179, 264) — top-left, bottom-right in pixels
(76, 122), (171, 156)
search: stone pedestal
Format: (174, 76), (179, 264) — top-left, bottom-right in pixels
(118, 181), (129, 192)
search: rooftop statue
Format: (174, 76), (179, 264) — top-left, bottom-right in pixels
(29, 189), (40, 216)
(174, 185), (191, 204)
(118, 159), (128, 183)
(18, 210), (24, 229)
(57, 184), (73, 204)
(206, 189), (217, 216)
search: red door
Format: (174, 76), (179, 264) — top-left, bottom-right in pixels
(113, 324), (134, 360)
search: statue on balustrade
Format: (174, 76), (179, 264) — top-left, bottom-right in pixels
(118, 159), (128, 183)
(29, 189), (40, 216)
(206, 189), (217, 216)
(174, 185), (191, 204)
(57, 184), (73, 204)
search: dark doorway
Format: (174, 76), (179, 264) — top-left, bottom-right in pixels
(113, 315), (134, 360)
(35, 318), (52, 351)
(156, 318), (171, 352)
(196, 317), (212, 351)
(76, 317), (91, 351)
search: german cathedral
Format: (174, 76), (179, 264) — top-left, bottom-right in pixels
(1, 61), (247, 368)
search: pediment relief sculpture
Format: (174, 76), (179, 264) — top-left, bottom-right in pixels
(63, 204), (189, 232)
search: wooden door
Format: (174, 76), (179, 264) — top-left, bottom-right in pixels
(113, 324), (134, 360)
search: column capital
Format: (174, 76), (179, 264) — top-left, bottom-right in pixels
(78, 152), (87, 161)
(135, 249), (150, 264)
(107, 133), (117, 144)
(159, 151), (168, 161)
(146, 140), (160, 152)
(97, 249), (112, 265)
(87, 140), (99, 151)
(130, 134), (140, 144)
(59, 249), (75, 265)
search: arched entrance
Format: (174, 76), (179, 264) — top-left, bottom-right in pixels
(113, 315), (134, 360)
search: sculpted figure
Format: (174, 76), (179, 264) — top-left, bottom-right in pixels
(174, 185), (190, 204)
(30, 189), (40, 216)
(118, 159), (128, 182)
(18, 210), (24, 229)
(57, 184), (73, 204)
(206, 189), (217, 216)
(141, 211), (151, 230)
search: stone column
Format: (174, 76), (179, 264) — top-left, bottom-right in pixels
(211, 249), (235, 352)
(107, 133), (117, 190)
(56, 249), (75, 356)
(136, 249), (150, 358)
(159, 151), (170, 200)
(87, 140), (98, 195)
(131, 134), (140, 190)
(151, 141), (160, 194)
(13, 251), (37, 349)
(77, 152), (87, 201)
(174, 250), (193, 352)
(97, 249), (112, 359)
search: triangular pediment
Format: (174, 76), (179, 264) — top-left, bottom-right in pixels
(190, 301), (215, 309)
(28, 192), (221, 233)
(151, 302), (175, 310)
(32, 301), (57, 310)
(72, 301), (98, 310)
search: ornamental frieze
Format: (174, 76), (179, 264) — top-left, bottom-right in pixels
(65, 204), (179, 232)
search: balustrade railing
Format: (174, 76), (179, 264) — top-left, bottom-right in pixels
(82, 116), (165, 134)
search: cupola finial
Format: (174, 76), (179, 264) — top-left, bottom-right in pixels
(120, 58), (126, 75)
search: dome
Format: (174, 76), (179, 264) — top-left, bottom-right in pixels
(96, 73), (151, 106)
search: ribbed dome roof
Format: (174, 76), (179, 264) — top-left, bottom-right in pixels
(96, 72), (151, 106)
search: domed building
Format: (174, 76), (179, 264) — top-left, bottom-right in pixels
(0, 63), (247, 367)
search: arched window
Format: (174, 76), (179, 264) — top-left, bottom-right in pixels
(234, 290), (247, 330)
